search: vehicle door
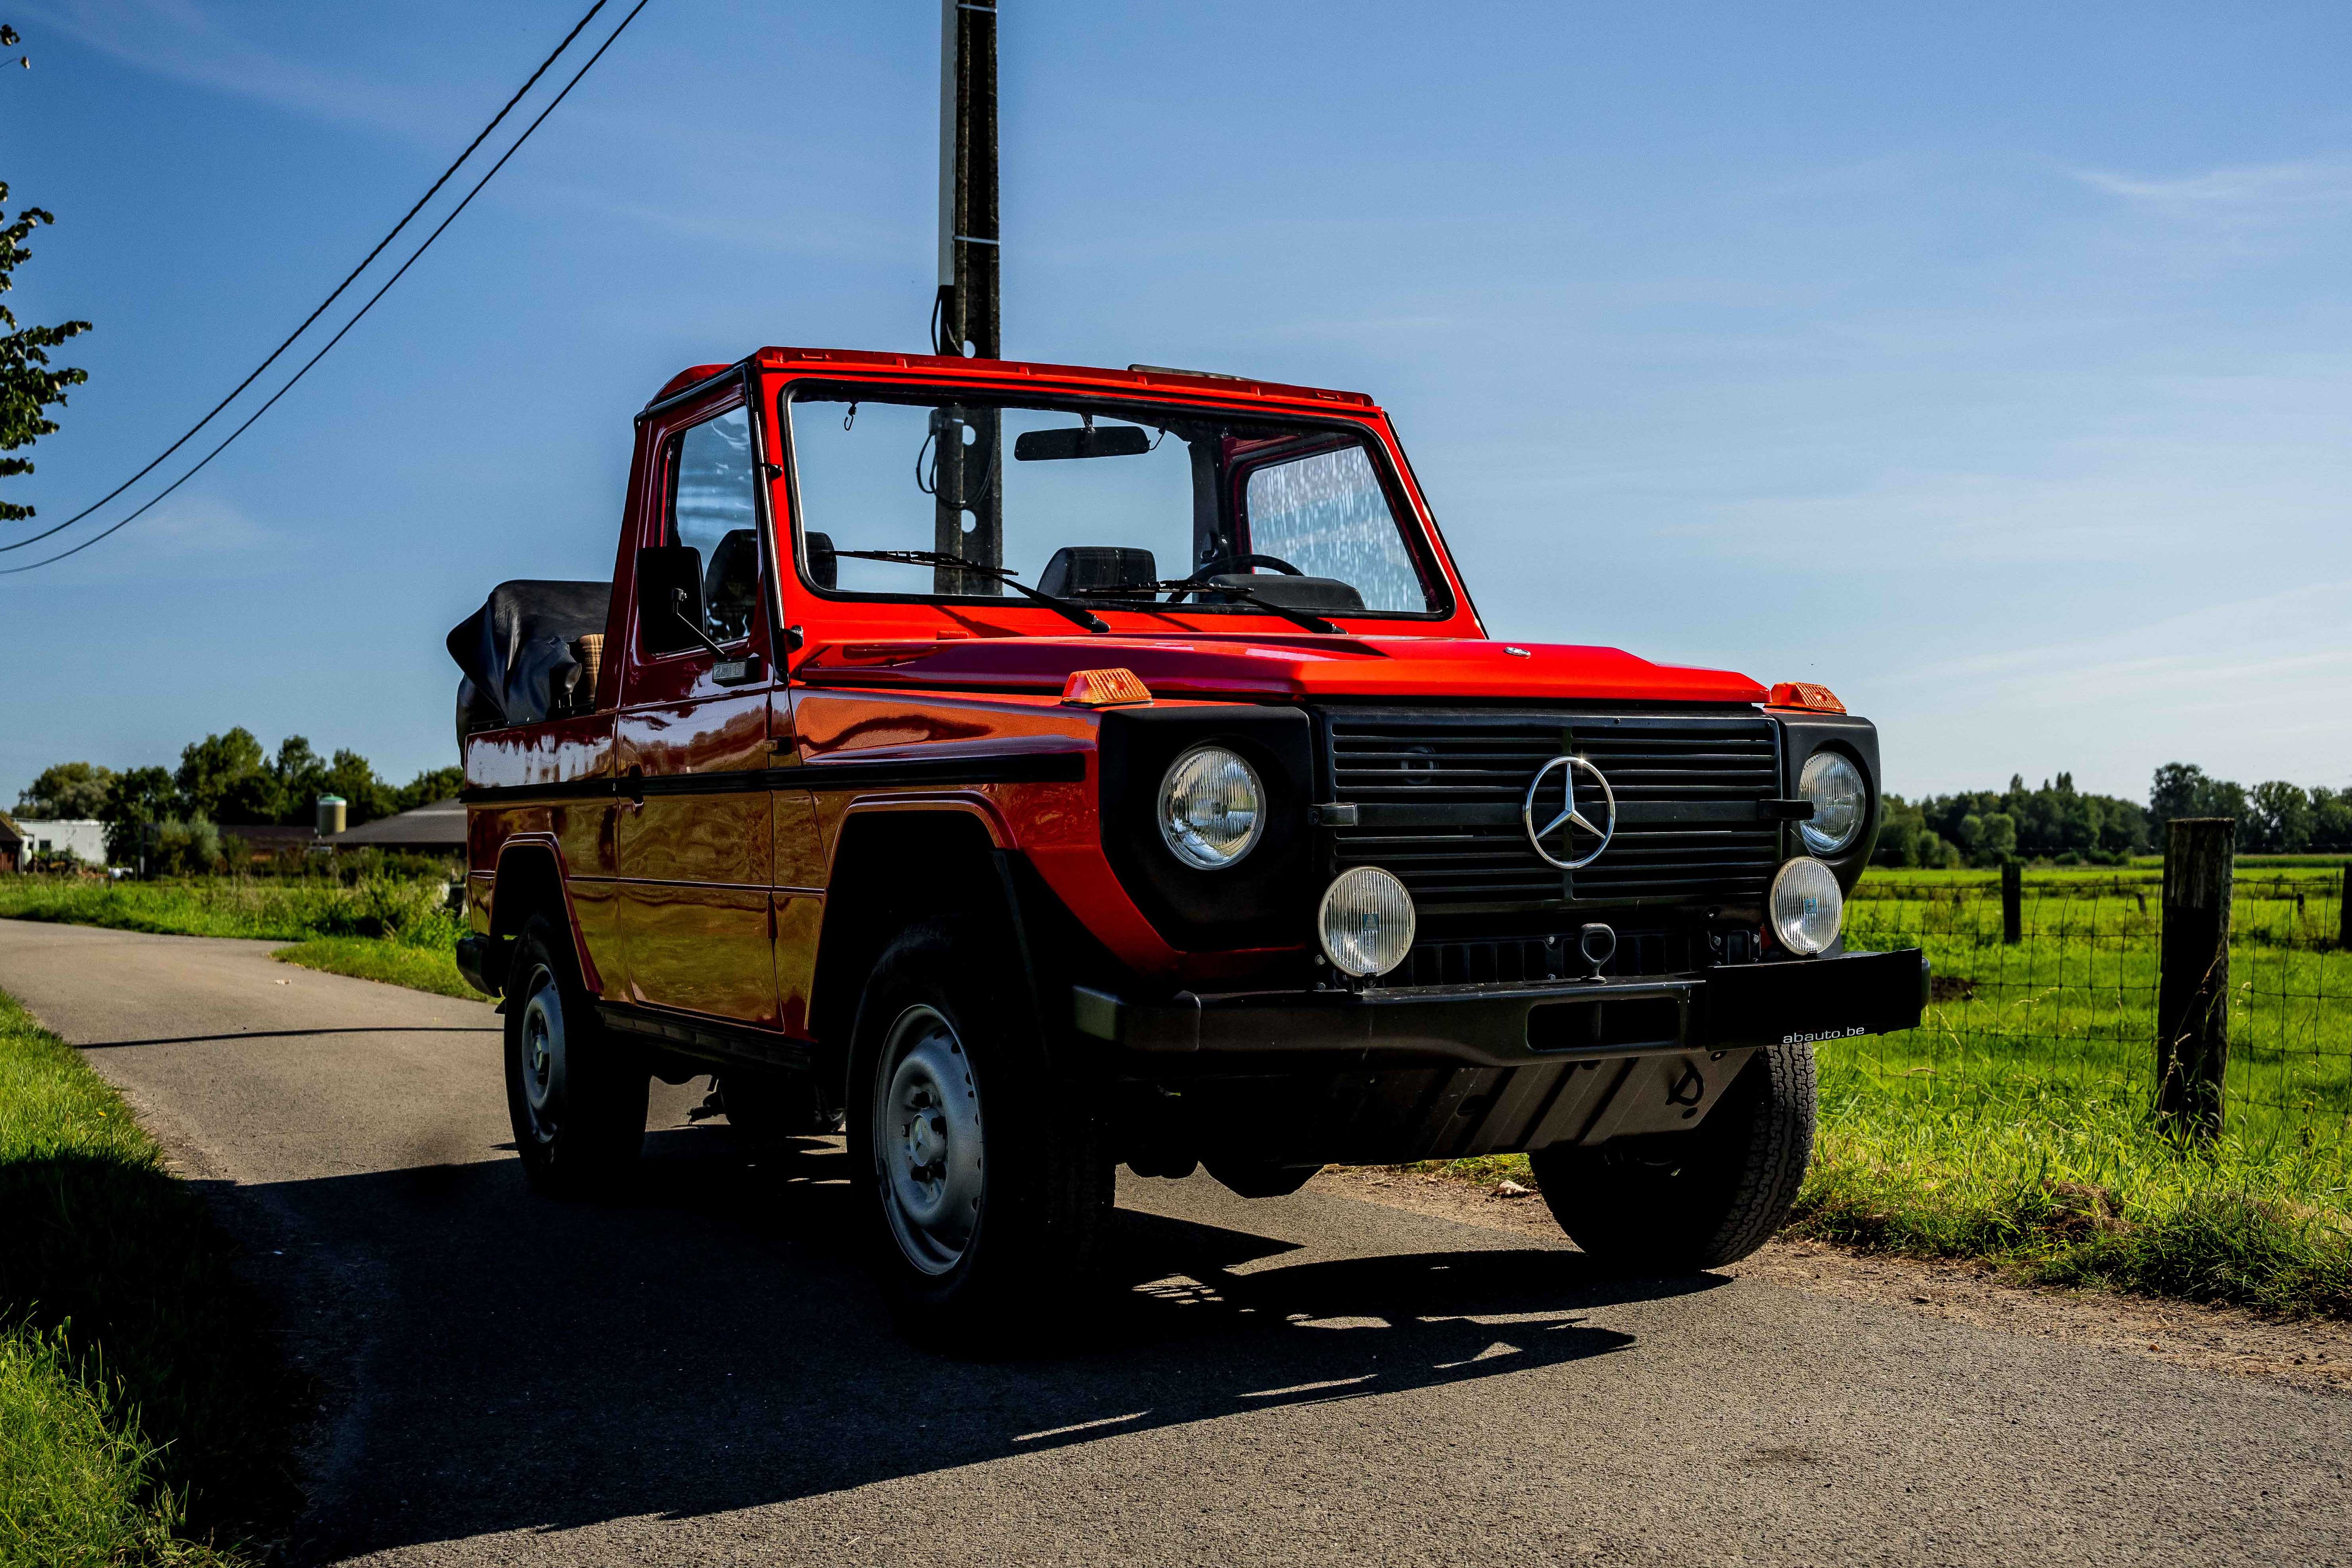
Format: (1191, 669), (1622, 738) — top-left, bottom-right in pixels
(614, 396), (781, 1025)
(758, 387), (827, 1038)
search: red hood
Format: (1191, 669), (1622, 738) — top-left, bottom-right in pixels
(796, 635), (1765, 705)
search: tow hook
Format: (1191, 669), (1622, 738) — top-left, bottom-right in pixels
(1576, 923), (1616, 981)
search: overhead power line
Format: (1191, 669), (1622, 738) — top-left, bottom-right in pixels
(0, 0), (619, 559)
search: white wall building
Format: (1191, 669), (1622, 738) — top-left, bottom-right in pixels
(11, 818), (110, 865)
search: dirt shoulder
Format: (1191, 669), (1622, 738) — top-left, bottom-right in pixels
(1309, 1164), (2352, 1396)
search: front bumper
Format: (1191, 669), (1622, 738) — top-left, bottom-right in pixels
(1074, 946), (1928, 1070)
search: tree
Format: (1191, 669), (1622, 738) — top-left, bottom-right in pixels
(174, 729), (269, 823)
(99, 765), (173, 864)
(394, 765), (464, 813)
(270, 736), (329, 825)
(2249, 781), (2316, 855)
(0, 180), (92, 522)
(2150, 762), (2246, 828)
(15, 760), (115, 817)
(321, 749), (395, 825)
(2313, 789), (2352, 854)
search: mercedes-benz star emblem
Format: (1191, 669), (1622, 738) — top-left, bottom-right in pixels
(1522, 755), (1616, 871)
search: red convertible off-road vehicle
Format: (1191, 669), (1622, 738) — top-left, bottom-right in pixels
(448, 346), (1923, 1337)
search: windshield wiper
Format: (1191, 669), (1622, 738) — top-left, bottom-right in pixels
(827, 548), (1110, 633)
(1077, 579), (1342, 635)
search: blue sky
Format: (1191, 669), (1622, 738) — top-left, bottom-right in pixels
(4, 0), (2349, 805)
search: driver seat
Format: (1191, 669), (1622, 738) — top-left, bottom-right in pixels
(1202, 573), (1365, 612)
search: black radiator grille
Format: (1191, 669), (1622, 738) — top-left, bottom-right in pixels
(1324, 708), (1782, 911)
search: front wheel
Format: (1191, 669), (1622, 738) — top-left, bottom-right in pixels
(1529, 1039), (1816, 1272)
(848, 920), (1112, 1346)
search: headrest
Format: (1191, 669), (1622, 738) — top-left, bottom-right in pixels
(1037, 546), (1158, 598)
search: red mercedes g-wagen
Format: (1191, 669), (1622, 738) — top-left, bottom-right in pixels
(448, 347), (1922, 1335)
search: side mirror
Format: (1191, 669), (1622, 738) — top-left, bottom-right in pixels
(635, 546), (705, 656)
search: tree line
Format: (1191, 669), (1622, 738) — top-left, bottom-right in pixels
(13, 731), (462, 864)
(1875, 763), (2352, 868)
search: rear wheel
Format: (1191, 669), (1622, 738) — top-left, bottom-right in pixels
(504, 914), (648, 1196)
(1529, 1040), (1815, 1272)
(848, 920), (1112, 1347)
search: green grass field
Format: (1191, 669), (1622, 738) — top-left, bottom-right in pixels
(1839, 868), (2350, 1154)
(0, 874), (476, 999)
(0, 989), (298, 1566)
(1794, 868), (2352, 1314)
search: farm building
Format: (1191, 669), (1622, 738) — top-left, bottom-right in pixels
(3, 816), (109, 869)
(331, 798), (464, 856)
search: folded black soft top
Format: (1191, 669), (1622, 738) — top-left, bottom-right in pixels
(446, 580), (612, 741)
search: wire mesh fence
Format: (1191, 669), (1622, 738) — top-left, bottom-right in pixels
(1833, 866), (2352, 1164)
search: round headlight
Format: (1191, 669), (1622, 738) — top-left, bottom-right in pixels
(1798, 750), (1866, 856)
(1158, 745), (1265, 869)
(1318, 866), (1417, 977)
(1770, 856), (1843, 956)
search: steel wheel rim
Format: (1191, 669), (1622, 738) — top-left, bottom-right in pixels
(518, 962), (563, 1143)
(873, 1004), (982, 1276)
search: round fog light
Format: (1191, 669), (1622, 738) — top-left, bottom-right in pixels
(1318, 866), (1417, 978)
(1770, 857), (1844, 956)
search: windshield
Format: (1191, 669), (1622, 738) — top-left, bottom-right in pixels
(782, 386), (1442, 618)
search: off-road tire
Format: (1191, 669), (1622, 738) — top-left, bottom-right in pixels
(503, 913), (648, 1197)
(1529, 1039), (1815, 1272)
(847, 918), (1113, 1349)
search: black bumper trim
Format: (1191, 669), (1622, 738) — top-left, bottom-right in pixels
(1074, 947), (1928, 1069)
(454, 935), (508, 999)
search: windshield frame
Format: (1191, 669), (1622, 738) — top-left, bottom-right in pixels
(774, 378), (1457, 626)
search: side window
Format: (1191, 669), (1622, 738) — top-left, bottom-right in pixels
(667, 408), (761, 646)
(1240, 443), (1432, 613)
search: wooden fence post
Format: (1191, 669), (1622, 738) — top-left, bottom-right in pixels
(2001, 861), (2022, 945)
(2339, 864), (2351, 951)
(2156, 818), (2235, 1142)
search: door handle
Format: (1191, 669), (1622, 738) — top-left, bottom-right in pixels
(712, 654), (765, 687)
(623, 764), (645, 806)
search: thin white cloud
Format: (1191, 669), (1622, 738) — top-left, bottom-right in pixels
(28, 0), (474, 142)
(1898, 578), (2352, 721)
(2071, 155), (2352, 212)
(133, 493), (273, 559)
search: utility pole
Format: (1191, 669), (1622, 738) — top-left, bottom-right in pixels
(933, 0), (1002, 594)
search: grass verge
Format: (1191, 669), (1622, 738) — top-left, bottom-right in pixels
(0, 988), (304, 1565)
(0, 873), (483, 1002)
(272, 936), (476, 999)
(1791, 1081), (2349, 1317)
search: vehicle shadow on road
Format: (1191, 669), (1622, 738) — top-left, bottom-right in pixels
(223, 1125), (1717, 1562)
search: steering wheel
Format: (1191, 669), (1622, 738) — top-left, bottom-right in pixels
(1166, 552), (1304, 603)
(1182, 551), (1304, 582)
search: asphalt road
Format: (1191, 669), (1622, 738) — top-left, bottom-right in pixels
(2, 918), (2346, 1566)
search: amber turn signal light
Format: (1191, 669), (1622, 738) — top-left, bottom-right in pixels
(1768, 681), (1846, 714)
(1061, 667), (1153, 708)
